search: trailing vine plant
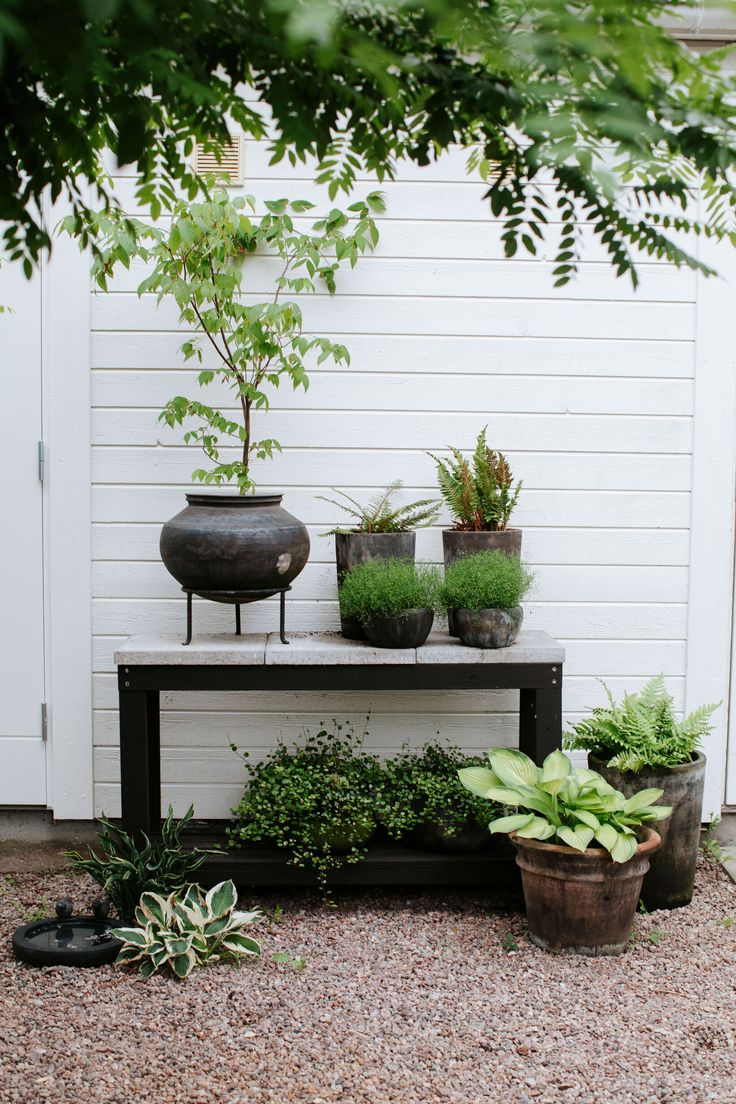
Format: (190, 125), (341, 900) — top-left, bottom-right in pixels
(62, 188), (384, 493)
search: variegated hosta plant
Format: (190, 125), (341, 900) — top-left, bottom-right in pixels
(112, 880), (261, 980)
(459, 748), (672, 865)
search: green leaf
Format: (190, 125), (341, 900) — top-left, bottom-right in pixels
(221, 933), (261, 957)
(514, 816), (556, 841)
(623, 789), (665, 814)
(488, 748), (539, 788)
(541, 749), (571, 783)
(205, 879), (237, 919)
(556, 825), (594, 851)
(595, 823), (620, 853)
(573, 809), (601, 831)
(488, 813), (535, 834)
(137, 891), (170, 928)
(457, 766), (501, 798)
(611, 834), (638, 865)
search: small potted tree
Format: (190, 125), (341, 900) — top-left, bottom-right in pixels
(338, 559), (442, 648)
(430, 428), (522, 634)
(460, 748), (671, 955)
(64, 189), (384, 616)
(565, 677), (719, 909)
(441, 551), (534, 649)
(320, 482), (440, 638)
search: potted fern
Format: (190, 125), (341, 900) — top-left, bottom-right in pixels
(320, 483), (439, 639)
(430, 428), (522, 635)
(564, 677), (719, 910)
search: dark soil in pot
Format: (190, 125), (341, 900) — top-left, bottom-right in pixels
(363, 608), (434, 649)
(511, 827), (661, 956)
(335, 531), (416, 639)
(454, 606), (523, 649)
(160, 492), (310, 598)
(443, 529), (521, 634)
(412, 819), (495, 853)
(589, 751), (706, 910)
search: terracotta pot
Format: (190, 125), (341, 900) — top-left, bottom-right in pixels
(363, 608), (434, 649)
(511, 827), (661, 956)
(335, 531), (416, 639)
(589, 752), (706, 910)
(454, 606), (523, 649)
(442, 528), (522, 635)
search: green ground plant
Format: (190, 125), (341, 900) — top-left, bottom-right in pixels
(460, 747), (671, 864)
(319, 482), (440, 534)
(66, 805), (215, 923)
(430, 429), (522, 531)
(441, 551), (534, 613)
(338, 559), (443, 625)
(113, 879), (261, 979)
(564, 676), (719, 772)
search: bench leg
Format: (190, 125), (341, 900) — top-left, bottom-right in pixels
(519, 683), (562, 765)
(119, 689), (161, 837)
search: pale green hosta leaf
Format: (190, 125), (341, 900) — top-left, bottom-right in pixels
(205, 880), (238, 920)
(489, 813), (535, 834)
(573, 809), (600, 831)
(509, 785), (555, 816)
(556, 825), (594, 851)
(483, 786), (526, 806)
(541, 749), (572, 783)
(623, 789), (665, 814)
(637, 804), (672, 821)
(489, 748), (539, 788)
(457, 766), (502, 799)
(514, 816), (556, 841)
(611, 833), (638, 864)
(595, 823), (619, 854)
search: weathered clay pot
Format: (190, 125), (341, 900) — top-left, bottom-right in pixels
(363, 608), (434, 649)
(335, 531), (415, 639)
(160, 493), (309, 600)
(454, 606), (523, 649)
(511, 827), (661, 956)
(443, 529), (522, 635)
(589, 752), (706, 910)
(412, 819), (495, 853)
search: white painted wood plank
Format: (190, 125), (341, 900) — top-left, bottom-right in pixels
(91, 486), (692, 528)
(0, 740), (47, 805)
(90, 332), (695, 377)
(91, 292), (695, 342)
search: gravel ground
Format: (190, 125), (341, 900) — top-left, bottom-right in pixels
(1, 858), (736, 1104)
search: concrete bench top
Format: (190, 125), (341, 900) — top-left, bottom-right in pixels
(115, 630), (564, 667)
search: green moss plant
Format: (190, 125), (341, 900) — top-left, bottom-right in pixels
(441, 551), (534, 613)
(338, 558), (442, 625)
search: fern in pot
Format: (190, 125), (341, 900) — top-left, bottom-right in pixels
(430, 427), (522, 634)
(338, 558), (442, 649)
(320, 483), (440, 639)
(565, 677), (719, 909)
(441, 551), (534, 649)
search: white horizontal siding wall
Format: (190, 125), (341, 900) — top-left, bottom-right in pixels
(91, 141), (696, 819)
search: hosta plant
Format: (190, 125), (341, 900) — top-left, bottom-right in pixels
(63, 189), (384, 493)
(459, 748), (671, 865)
(66, 805), (215, 923)
(430, 428), (521, 531)
(319, 482), (440, 534)
(112, 880), (261, 979)
(564, 676), (719, 772)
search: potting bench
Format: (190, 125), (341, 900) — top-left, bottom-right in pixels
(115, 630), (564, 886)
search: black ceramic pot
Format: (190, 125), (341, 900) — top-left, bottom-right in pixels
(335, 531), (415, 639)
(589, 751), (706, 910)
(443, 529), (522, 635)
(454, 606), (523, 649)
(363, 607), (434, 649)
(160, 493), (310, 601)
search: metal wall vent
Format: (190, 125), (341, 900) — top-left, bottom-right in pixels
(193, 135), (243, 183)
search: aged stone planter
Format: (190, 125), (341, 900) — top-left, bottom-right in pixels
(511, 827), (661, 956)
(363, 607), (434, 649)
(335, 531), (415, 639)
(454, 606), (523, 649)
(589, 751), (706, 910)
(443, 528), (522, 634)
(160, 493), (310, 599)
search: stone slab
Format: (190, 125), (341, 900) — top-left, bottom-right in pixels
(264, 632), (416, 665)
(115, 634), (267, 666)
(416, 630), (565, 665)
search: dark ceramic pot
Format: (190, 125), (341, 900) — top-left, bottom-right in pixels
(589, 752), (706, 910)
(160, 493), (310, 601)
(335, 531), (415, 639)
(412, 819), (495, 853)
(511, 827), (661, 956)
(454, 606), (523, 649)
(363, 608), (434, 649)
(443, 528), (522, 634)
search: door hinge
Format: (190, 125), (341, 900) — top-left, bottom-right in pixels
(41, 702), (48, 742)
(38, 440), (45, 483)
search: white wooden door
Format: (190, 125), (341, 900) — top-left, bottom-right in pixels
(0, 257), (47, 804)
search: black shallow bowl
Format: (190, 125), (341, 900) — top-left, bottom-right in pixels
(12, 917), (123, 968)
